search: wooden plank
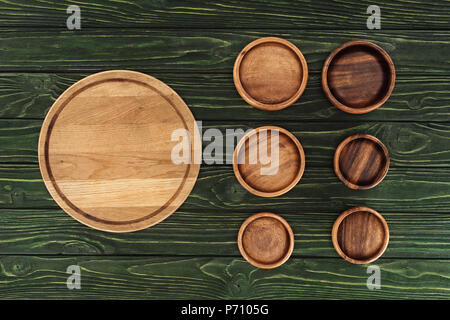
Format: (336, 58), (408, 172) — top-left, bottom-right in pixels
(0, 0), (449, 30)
(2, 119), (450, 167)
(0, 121), (38, 163)
(0, 29), (448, 75)
(179, 166), (450, 213)
(2, 164), (450, 213)
(0, 73), (83, 119)
(1, 255), (450, 299)
(1, 73), (450, 122)
(0, 208), (449, 259)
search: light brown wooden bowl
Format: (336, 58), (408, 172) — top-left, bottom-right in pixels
(233, 37), (308, 111)
(332, 206), (389, 264)
(334, 134), (390, 190)
(233, 126), (305, 197)
(238, 212), (294, 269)
(322, 40), (395, 114)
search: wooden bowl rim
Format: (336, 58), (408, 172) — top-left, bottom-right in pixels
(334, 133), (390, 190)
(233, 37), (309, 111)
(332, 206), (390, 264)
(322, 40), (396, 114)
(232, 125), (306, 197)
(238, 212), (295, 269)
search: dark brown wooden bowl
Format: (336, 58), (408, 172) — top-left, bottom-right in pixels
(332, 206), (389, 264)
(233, 126), (305, 197)
(322, 40), (395, 114)
(334, 134), (390, 190)
(238, 212), (294, 269)
(233, 37), (308, 111)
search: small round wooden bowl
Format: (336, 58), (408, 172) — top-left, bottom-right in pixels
(334, 134), (389, 190)
(322, 40), (395, 114)
(233, 126), (305, 197)
(238, 212), (294, 269)
(332, 206), (389, 264)
(233, 37), (308, 111)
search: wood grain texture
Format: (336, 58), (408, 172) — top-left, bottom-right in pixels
(332, 207), (389, 264)
(0, 30), (448, 75)
(238, 212), (294, 269)
(2, 120), (450, 167)
(334, 134), (390, 189)
(38, 70), (200, 232)
(0, 208), (450, 258)
(233, 37), (308, 110)
(1, 74), (450, 121)
(322, 41), (396, 114)
(233, 126), (305, 197)
(0, 0), (449, 300)
(0, 0), (449, 29)
(1, 256), (450, 299)
(3, 164), (450, 213)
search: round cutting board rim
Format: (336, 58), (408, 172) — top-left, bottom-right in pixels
(38, 70), (200, 233)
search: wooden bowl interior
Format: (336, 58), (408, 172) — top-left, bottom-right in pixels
(338, 137), (388, 188)
(336, 210), (387, 262)
(234, 37), (308, 111)
(241, 215), (292, 267)
(239, 41), (303, 106)
(327, 44), (393, 110)
(236, 129), (301, 194)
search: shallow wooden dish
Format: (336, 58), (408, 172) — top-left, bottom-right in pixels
(322, 40), (395, 114)
(38, 70), (200, 233)
(233, 37), (308, 111)
(334, 134), (389, 190)
(233, 126), (305, 197)
(332, 206), (389, 264)
(238, 212), (294, 269)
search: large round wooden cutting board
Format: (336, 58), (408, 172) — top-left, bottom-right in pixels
(38, 70), (200, 232)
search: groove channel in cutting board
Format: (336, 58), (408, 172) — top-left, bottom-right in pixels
(38, 70), (200, 232)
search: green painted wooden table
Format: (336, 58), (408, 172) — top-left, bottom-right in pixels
(0, 0), (450, 299)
